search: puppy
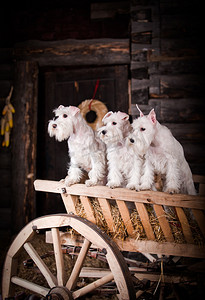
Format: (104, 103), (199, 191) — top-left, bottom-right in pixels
(131, 105), (196, 195)
(48, 105), (106, 186)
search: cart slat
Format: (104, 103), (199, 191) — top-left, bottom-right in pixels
(175, 207), (194, 244)
(134, 203), (155, 240)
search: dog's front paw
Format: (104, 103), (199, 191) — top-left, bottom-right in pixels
(164, 187), (179, 194)
(140, 184), (152, 191)
(126, 183), (139, 191)
(107, 181), (121, 189)
(65, 176), (79, 186)
(85, 179), (97, 187)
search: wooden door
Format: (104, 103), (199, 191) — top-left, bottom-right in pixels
(36, 65), (128, 216)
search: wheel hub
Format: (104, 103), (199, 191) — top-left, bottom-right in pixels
(47, 287), (73, 300)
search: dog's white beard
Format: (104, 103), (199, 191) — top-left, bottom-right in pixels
(48, 121), (73, 142)
(135, 135), (151, 155)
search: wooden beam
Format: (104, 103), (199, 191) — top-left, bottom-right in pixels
(34, 180), (205, 210)
(115, 239), (205, 259)
(12, 61), (38, 232)
(14, 39), (130, 66)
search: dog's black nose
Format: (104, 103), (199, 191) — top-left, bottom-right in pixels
(130, 138), (135, 143)
(52, 124), (57, 129)
(102, 130), (107, 135)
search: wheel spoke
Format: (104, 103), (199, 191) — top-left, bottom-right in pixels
(72, 272), (114, 299)
(23, 242), (57, 288)
(51, 228), (66, 286)
(11, 276), (49, 296)
(66, 238), (91, 290)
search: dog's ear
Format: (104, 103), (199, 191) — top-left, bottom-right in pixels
(117, 111), (129, 121)
(148, 109), (157, 125)
(102, 111), (113, 121)
(69, 106), (80, 116)
(53, 105), (64, 115)
(58, 105), (65, 110)
(136, 104), (144, 117)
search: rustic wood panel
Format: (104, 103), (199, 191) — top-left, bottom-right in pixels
(80, 196), (96, 224)
(134, 203), (155, 240)
(175, 207), (194, 244)
(61, 194), (78, 215)
(11, 61), (38, 232)
(91, 1), (129, 19)
(160, 75), (202, 98)
(98, 198), (115, 232)
(131, 98), (205, 123)
(153, 205), (174, 243)
(35, 180), (205, 210)
(14, 39), (130, 67)
(116, 200), (134, 236)
(192, 209), (205, 239)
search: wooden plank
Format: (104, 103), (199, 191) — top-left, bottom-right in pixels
(91, 1), (129, 19)
(116, 200), (134, 236)
(153, 205), (174, 243)
(160, 74), (201, 98)
(193, 175), (205, 196)
(34, 180), (205, 210)
(98, 198), (115, 231)
(79, 196), (96, 224)
(79, 267), (194, 284)
(193, 175), (205, 184)
(199, 184), (205, 196)
(14, 39), (130, 66)
(115, 239), (205, 259)
(192, 209), (205, 239)
(160, 98), (205, 123)
(46, 231), (205, 259)
(61, 194), (78, 214)
(12, 61), (38, 232)
(134, 203), (155, 240)
(175, 207), (194, 244)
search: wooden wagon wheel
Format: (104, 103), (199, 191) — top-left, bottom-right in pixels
(2, 214), (136, 300)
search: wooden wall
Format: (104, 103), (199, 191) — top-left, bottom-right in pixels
(130, 0), (205, 175)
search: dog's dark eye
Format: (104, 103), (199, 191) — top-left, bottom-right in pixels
(63, 114), (68, 118)
(140, 127), (146, 131)
(54, 116), (59, 121)
(112, 122), (117, 125)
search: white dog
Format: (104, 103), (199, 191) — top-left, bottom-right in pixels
(124, 134), (145, 190)
(132, 106), (196, 195)
(48, 105), (106, 186)
(99, 111), (143, 189)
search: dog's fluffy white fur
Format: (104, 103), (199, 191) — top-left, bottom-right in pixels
(131, 106), (196, 195)
(48, 104), (195, 195)
(48, 105), (106, 186)
(99, 111), (143, 189)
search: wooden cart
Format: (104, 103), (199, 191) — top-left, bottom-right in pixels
(2, 176), (205, 300)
